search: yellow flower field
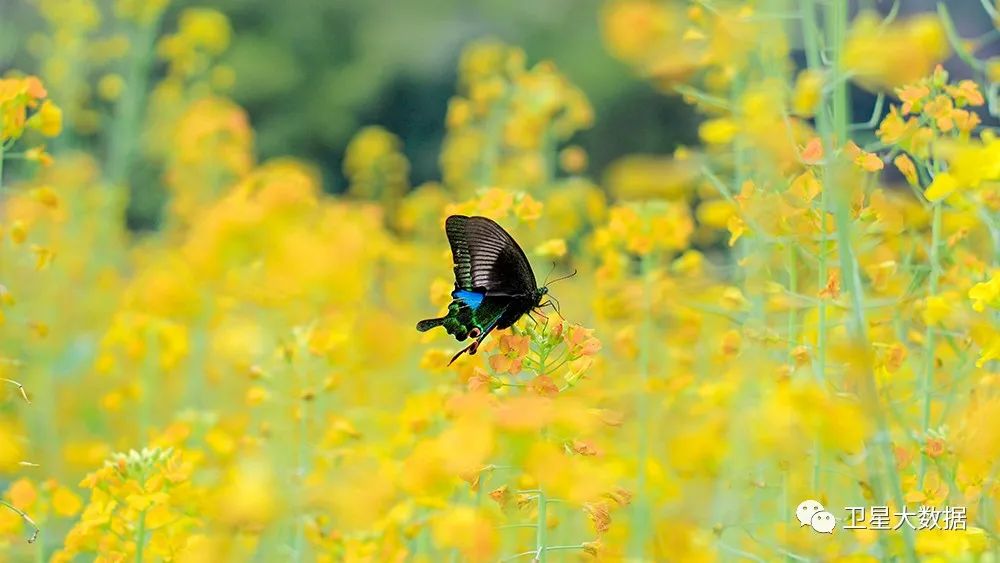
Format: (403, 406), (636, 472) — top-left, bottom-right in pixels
(0, 0), (999, 561)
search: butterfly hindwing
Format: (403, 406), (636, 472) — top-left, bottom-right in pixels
(446, 215), (537, 296)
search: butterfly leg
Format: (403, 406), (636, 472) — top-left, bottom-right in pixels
(545, 295), (566, 320)
(528, 308), (549, 327)
(447, 321), (500, 366)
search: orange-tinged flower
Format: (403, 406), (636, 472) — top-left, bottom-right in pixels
(819, 269), (841, 299)
(601, 0), (673, 63)
(946, 80), (985, 107)
(925, 436), (946, 458)
(570, 438), (601, 456)
(24, 146), (53, 166)
(894, 154), (918, 184)
(800, 137), (823, 164)
(529, 375), (559, 397)
(430, 506), (497, 562)
(565, 324), (601, 357)
(488, 333), (529, 374)
(584, 501), (612, 533)
(895, 445), (914, 470)
(7, 479), (37, 510)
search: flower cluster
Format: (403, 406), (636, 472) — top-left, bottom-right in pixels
(441, 40), (593, 195)
(0, 2), (998, 561)
(52, 448), (197, 561)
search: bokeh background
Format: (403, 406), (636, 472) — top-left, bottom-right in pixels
(0, 0), (995, 227)
(1, 0), (999, 561)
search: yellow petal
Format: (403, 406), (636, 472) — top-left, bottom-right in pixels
(925, 171), (958, 201)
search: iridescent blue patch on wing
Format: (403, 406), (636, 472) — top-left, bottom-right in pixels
(452, 289), (484, 309)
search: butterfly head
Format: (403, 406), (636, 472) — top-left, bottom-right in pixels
(535, 285), (549, 305)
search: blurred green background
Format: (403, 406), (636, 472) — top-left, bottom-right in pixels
(0, 0), (992, 229)
(0, 0), (700, 230)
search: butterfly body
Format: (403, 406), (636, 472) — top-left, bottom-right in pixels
(417, 215), (549, 364)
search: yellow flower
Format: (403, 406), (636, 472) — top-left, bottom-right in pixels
(214, 461), (277, 527)
(844, 11), (949, 90)
(534, 238), (567, 258)
(698, 118), (738, 145)
(601, 0), (674, 63)
(9, 220), (27, 244)
(97, 74), (125, 101)
(28, 100), (62, 137)
(52, 486), (83, 517)
(976, 332), (1000, 367)
(24, 145), (54, 166)
(893, 154), (918, 185)
(695, 199), (735, 228)
(430, 506), (497, 562)
(845, 140), (883, 172)
(245, 386), (269, 406)
(791, 69), (823, 117)
(7, 479), (37, 510)
(968, 274), (1000, 312)
(559, 145), (588, 173)
(922, 295), (952, 325)
(178, 8), (231, 54)
(726, 214), (746, 247)
(925, 171), (959, 202)
(514, 193), (542, 222)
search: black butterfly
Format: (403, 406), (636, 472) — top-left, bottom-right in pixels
(417, 215), (570, 365)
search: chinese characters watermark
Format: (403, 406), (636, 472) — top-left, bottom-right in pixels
(797, 499), (968, 534)
(843, 505), (966, 531)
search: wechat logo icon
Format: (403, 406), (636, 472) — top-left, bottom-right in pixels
(796, 499), (836, 534)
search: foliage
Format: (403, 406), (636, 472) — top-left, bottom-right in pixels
(0, 0), (999, 561)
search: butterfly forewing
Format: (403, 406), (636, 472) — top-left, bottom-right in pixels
(445, 215), (537, 296)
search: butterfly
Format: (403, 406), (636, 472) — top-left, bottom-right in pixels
(417, 215), (572, 365)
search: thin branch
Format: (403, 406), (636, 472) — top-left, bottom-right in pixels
(0, 501), (38, 543)
(1, 379), (30, 404)
(849, 92), (885, 131)
(937, 3), (987, 71)
(979, 0), (999, 20)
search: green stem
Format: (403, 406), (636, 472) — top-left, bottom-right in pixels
(801, 0), (828, 497)
(107, 16), (161, 185)
(0, 499), (38, 544)
(139, 331), (157, 439)
(937, 3), (987, 72)
(919, 202), (943, 487)
(628, 250), (652, 557)
(534, 490), (547, 562)
(134, 509), (147, 562)
(827, 1), (915, 557)
(294, 398), (308, 561)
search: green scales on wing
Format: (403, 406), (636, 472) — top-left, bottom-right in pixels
(416, 215), (549, 365)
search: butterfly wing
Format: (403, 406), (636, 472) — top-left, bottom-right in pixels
(417, 292), (509, 342)
(416, 216), (538, 364)
(446, 215), (538, 296)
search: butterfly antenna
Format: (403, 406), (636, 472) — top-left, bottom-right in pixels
(542, 262), (557, 286)
(545, 269), (577, 287)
